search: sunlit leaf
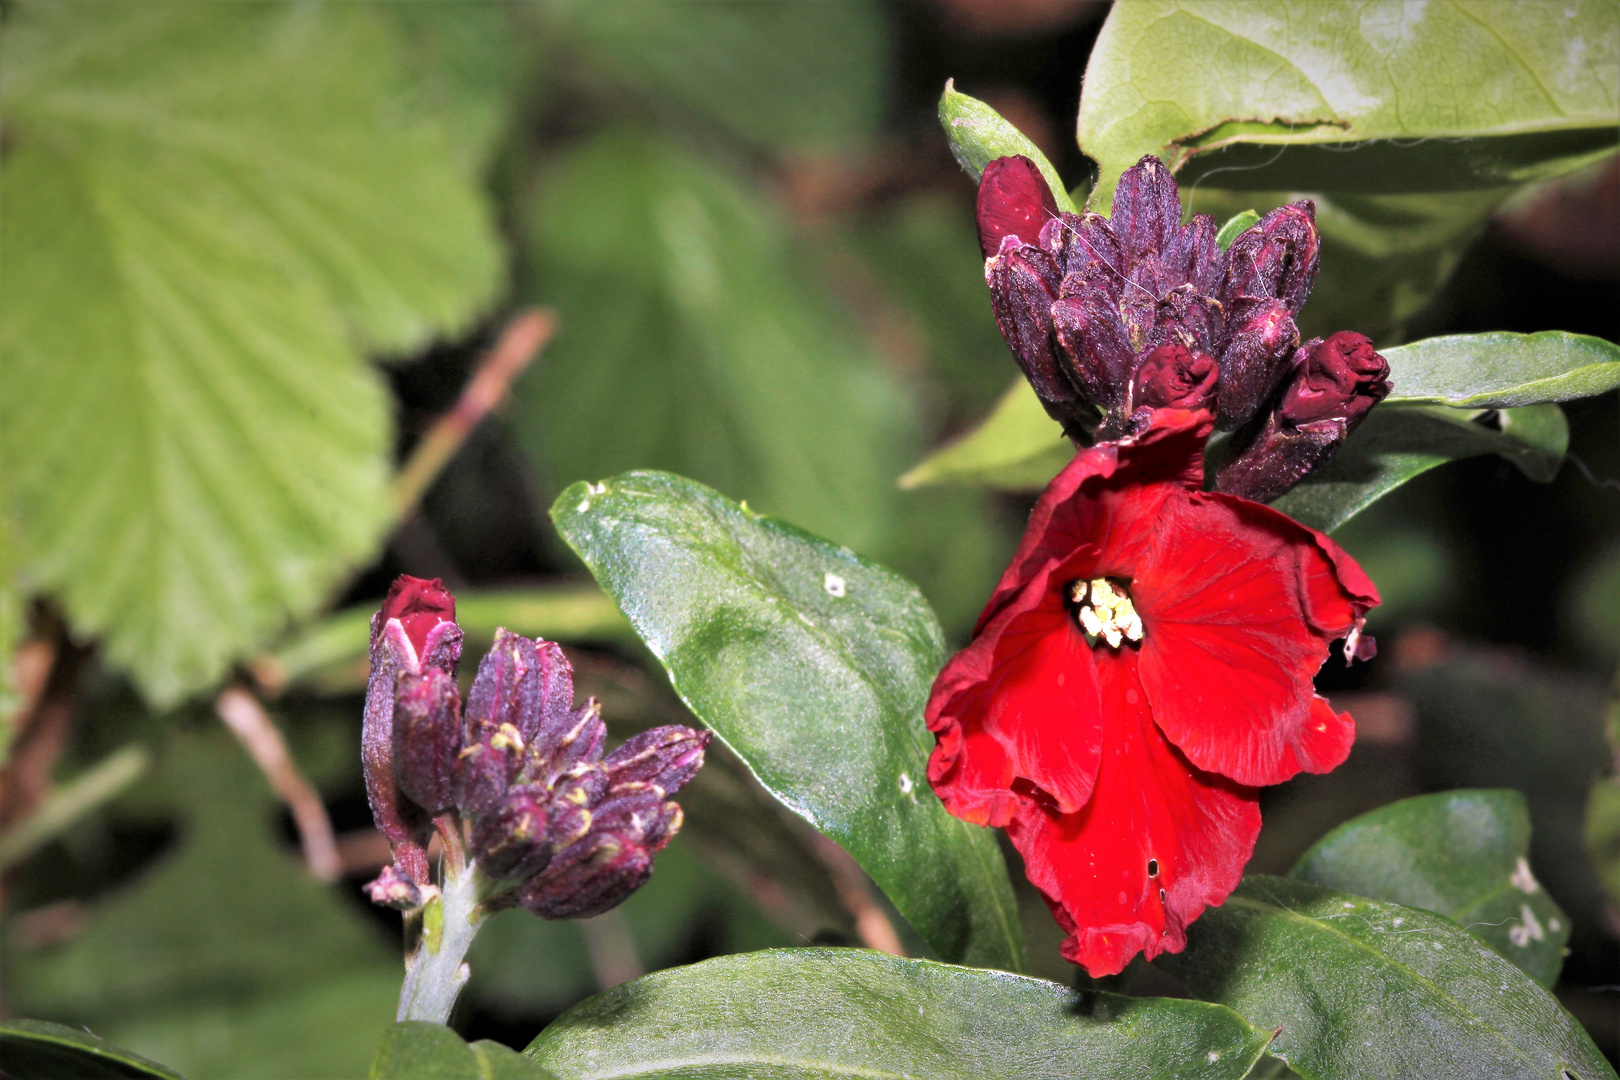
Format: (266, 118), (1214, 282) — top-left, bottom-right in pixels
(0, 1), (503, 706)
(1383, 331), (1620, 408)
(527, 949), (1271, 1079)
(1080, 0), (1619, 207)
(1215, 209), (1260, 250)
(1292, 789), (1570, 987)
(939, 82), (1077, 212)
(1161, 876), (1611, 1080)
(551, 471), (1026, 971)
(372, 1023), (552, 1080)
(900, 379), (1072, 491)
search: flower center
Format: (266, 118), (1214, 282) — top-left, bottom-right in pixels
(1070, 577), (1142, 648)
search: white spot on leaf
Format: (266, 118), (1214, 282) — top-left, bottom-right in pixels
(1511, 856), (1541, 893)
(824, 572), (846, 598)
(1509, 903), (1545, 947)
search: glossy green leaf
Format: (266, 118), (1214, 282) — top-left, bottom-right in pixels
(526, 949), (1271, 1079)
(550, 471), (1025, 971)
(1079, 0), (1620, 207)
(939, 82), (1077, 213)
(373, 1023), (552, 1080)
(1291, 790), (1570, 987)
(545, 0), (885, 152)
(900, 379), (1072, 491)
(0, 1), (503, 706)
(1215, 210), (1260, 250)
(0, 1021), (185, 1080)
(1161, 876), (1612, 1080)
(1270, 403), (1568, 534)
(1383, 331), (1620, 408)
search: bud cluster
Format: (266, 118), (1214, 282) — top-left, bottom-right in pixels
(976, 154), (1391, 499)
(361, 576), (708, 919)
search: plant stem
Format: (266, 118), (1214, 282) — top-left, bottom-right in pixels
(395, 856), (485, 1023)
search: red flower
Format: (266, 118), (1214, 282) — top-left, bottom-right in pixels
(925, 408), (1378, 976)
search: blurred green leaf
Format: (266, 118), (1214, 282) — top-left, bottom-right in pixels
(1572, 543), (1620, 664)
(1270, 403), (1568, 534)
(8, 733), (398, 1078)
(546, 0), (885, 151)
(939, 82), (1077, 213)
(258, 585), (633, 694)
(1291, 789), (1570, 987)
(372, 1023), (551, 1080)
(1161, 876), (1611, 1080)
(0, 495), (22, 756)
(517, 129), (910, 559)
(1080, 0), (1619, 208)
(901, 379), (1070, 492)
(0, 1020), (186, 1080)
(550, 471), (1025, 971)
(526, 948), (1271, 1079)
(1215, 209), (1260, 250)
(1383, 332), (1620, 408)
(0, 1), (504, 707)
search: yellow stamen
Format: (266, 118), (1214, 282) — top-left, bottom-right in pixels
(1072, 577), (1143, 648)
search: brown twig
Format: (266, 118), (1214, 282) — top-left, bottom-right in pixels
(215, 686), (341, 881)
(814, 835), (905, 956)
(391, 308), (557, 518)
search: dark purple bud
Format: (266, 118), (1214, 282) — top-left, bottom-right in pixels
(986, 242), (1094, 432)
(453, 724), (526, 820)
(392, 668), (462, 815)
(1110, 156), (1183, 269)
(363, 576), (463, 882)
(471, 784), (553, 880)
(1052, 277), (1134, 413)
(1221, 201), (1320, 315)
(976, 156), (1060, 259)
(520, 834), (654, 921)
(1216, 332), (1391, 503)
(364, 864), (434, 910)
(463, 630), (542, 745)
(1133, 344), (1219, 412)
(604, 726), (711, 794)
(544, 761), (611, 849)
(1214, 297), (1300, 430)
(1278, 331), (1391, 428)
(528, 699), (608, 789)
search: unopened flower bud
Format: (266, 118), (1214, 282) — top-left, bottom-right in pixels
(520, 833), (654, 921)
(603, 726), (713, 793)
(976, 155), (1060, 259)
(1132, 343), (1219, 413)
(1214, 298), (1300, 430)
(392, 668), (461, 815)
(1221, 201), (1320, 315)
(986, 242), (1095, 433)
(453, 727), (525, 820)
(1216, 332), (1392, 503)
(471, 785), (553, 880)
(364, 864), (437, 911)
(364, 576), (462, 881)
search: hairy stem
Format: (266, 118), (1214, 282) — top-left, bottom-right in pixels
(396, 855), (485, 1023)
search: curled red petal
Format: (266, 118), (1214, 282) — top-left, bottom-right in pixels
(1007, 654), (1260, 978)
(1133, 492), (1375, 786)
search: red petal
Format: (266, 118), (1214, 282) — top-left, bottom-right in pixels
(1008, 653), (1259, 977)
(976, 409), (1211, 635)
(977, 156), (1061, 259)
(928, 552), (1105, 820)
(1134, 492), (1368, 786)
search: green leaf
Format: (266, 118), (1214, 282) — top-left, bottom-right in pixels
(1291, 790), (1571, 987)
(7, 733), (399, 1079)
(1079, 0), (1620, 207)
(526, 948), (1271, 1079)
(939, 81), (1078, 213)
(0, 1021), (186, 1080)
(900, 379), (1072, 491)
(373, 1023), (552, 1080)
(550, 471), (1025, 971)
(1270, 403), (1568, 534)
(544, 0), (885, 151)
(516, 129), (910, 560)
(1383, 331), (1620, 408)
(1160, 876), (1612, 1080)
(0, 1), (503, 707)
(1215, 209), (1260, 250)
